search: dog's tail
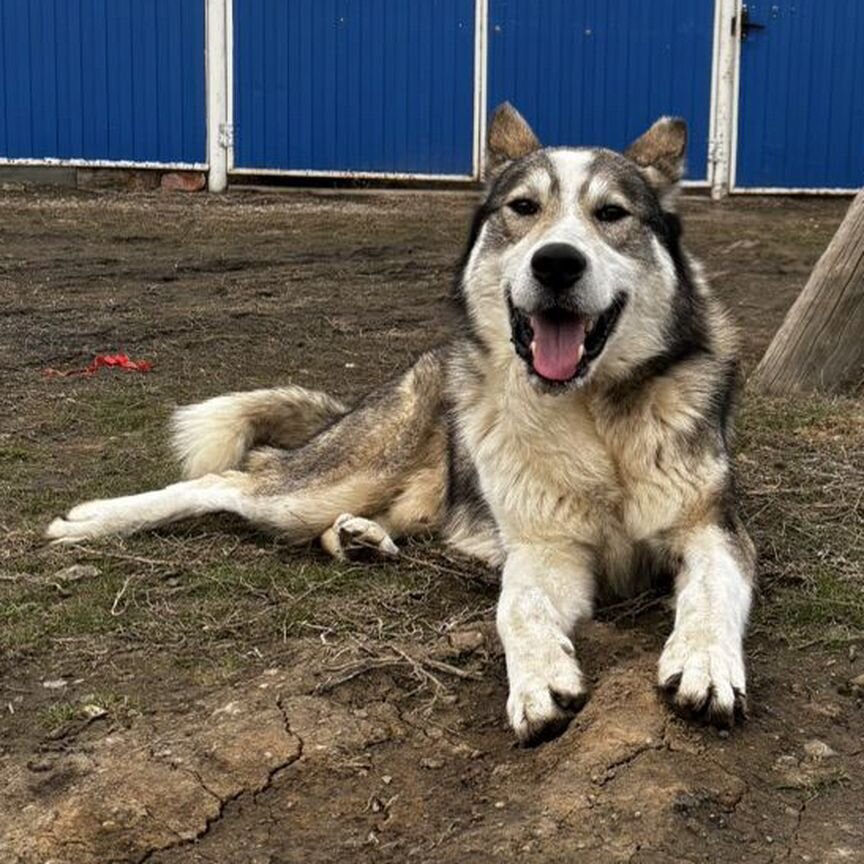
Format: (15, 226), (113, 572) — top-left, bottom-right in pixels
(170, 386), (348, 479)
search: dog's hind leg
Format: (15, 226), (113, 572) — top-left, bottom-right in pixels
(48, 351), (450, 549)
(45, 472), (260, 543)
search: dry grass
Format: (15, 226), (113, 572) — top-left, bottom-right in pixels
(738, 392), (864, 646)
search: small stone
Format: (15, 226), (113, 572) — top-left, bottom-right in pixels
(717, 729), (730, 740)
(81, 704), (107, 720)
(802, 739), (837, 761)
(53, 564), (100, 582)
(42, 679), (67, 690)
(27, 758), (53, 773)
(381, 775), (392, 785)
(494, 800), (506, 809)
(447, 629), (485, 655)
(849, 673), (864, 688)
(420, 757), (444, 770)
(848, 645), (857, 663)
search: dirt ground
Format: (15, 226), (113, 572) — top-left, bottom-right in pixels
(1, 186), (862, 864)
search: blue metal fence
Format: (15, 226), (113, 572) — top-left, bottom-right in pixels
(0, 0), (206, 165)
(736, 0), (864, 189)
(487, 0), (716, 182)
(1, 1), (860, 190)
(232, 0), (476, 176)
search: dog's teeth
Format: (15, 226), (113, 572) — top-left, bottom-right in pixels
(577, 343), (584, 363)
(585, 318), (595, 334)
(530, 340), (536, 355)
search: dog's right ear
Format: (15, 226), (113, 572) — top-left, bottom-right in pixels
(485, 103), (541, 178)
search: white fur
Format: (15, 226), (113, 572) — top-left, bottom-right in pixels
(45, 475), (250, 542)
(658, 526), (751, 714)
(497, 543), (593, 741)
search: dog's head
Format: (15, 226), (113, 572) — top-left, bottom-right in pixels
(457, 103), (692, 392)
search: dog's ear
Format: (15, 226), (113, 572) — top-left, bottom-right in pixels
(486, 103), (541, 177)
(625, 117), (687, 208)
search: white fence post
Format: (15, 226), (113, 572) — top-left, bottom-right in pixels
(472, 0), (489, 180)
(207, 0), (229, 193)
(710, 0), (739, 199)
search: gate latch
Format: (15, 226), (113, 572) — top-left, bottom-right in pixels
(739, 5), (766, 40)
(218, 123), (235, 149)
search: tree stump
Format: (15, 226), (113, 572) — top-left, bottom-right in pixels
(750, 189), (864, 395)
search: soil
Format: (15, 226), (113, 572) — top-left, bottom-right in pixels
(1, 186), (861, 864)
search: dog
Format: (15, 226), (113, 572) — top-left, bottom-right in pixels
(47, 104), (755, 745)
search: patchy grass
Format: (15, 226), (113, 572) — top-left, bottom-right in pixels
(2, 384), (861, 674)
(1, 506), (493, 683)
(738, 392), (864, 647)
(40, 701), (80, 731)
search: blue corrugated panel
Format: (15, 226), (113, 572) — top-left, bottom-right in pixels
(0, 0), (206, 164)
(488, 0), (715, 181)
(736, 1), (864, 189)
(233, 0), (476, 175)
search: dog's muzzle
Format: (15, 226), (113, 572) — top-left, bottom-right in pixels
(508, 291), (627, 387)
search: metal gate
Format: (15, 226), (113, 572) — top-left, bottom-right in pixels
(0, 0), (206, 168)
(230, 0), (478, 179)
(487, 0), (717, 182)
(733, 0), (864, 191)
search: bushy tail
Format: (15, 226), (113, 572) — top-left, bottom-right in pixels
(170, 386), (348, 479)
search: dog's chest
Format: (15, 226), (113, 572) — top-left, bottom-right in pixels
(462, 385), (683, 547)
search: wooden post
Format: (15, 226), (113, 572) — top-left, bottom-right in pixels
(750, 189), (864, 396)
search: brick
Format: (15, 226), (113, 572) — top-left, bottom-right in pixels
(160, 171), (207, 192)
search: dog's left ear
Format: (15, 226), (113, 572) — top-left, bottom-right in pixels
(625, 117), (687, 208)
(486, 103), (541, 178)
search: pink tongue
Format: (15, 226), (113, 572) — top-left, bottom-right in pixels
(530, 315), (586, 381)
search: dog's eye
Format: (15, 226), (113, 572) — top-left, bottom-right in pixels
(507, 198), (540, 217)
(595, 204), (629, 223)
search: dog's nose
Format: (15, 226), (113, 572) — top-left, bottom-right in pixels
(531, 243), (588, 291)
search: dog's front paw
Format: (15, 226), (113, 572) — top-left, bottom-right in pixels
(506, 640), (588, 745)
(658, 630), (747, 726)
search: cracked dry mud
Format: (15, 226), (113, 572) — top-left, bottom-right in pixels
(1, 188), (862, 863)
(3, 629), (862, 863)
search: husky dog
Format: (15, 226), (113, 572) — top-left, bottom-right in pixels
(47, 105), (755, 744)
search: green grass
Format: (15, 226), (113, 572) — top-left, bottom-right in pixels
(40, 701), (80, 731)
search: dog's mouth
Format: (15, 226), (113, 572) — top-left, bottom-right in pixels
(508, 294), (626, 385)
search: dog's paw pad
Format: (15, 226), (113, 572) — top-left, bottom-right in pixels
(333, 514), (398, 561)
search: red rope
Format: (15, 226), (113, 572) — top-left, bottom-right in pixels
(43, 353), (154, 378)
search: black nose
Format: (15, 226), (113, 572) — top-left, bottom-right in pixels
(531, 243), (588, 291)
